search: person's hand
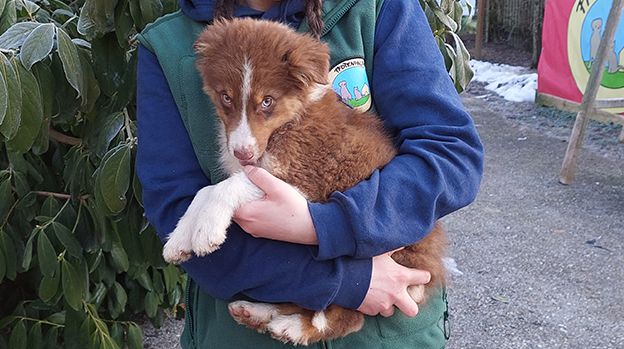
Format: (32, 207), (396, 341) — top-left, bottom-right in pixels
(233, 166), (318, 245)
(357, 252), (431, 318)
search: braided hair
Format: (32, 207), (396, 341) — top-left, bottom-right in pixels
(213, 0), (325, 38)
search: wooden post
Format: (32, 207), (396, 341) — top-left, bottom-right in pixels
(475, 0), (487, 59)
(559, 0), (624, 184)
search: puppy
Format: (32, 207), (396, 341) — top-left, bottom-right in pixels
(162, 18), (447, 345)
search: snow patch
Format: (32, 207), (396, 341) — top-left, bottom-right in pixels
(470, 60), (537, 103)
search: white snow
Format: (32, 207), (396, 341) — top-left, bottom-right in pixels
(470, 60), (538, 103)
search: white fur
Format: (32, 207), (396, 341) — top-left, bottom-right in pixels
(162, 171), (264, 263)
(407, 285), (426, 303)
(228, 57), (258, 158)
(267, 314), (307, 345)
(229, 301), (279, 324)
(218, 122), (244, 176)
(311, 311), (329, 333)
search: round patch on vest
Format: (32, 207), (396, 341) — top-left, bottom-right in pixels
(329, 58), (372, 112)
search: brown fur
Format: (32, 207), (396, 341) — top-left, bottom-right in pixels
(195, 18), (447, 345)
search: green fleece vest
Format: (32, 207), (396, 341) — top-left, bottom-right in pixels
(138, 0), (381, 184)
(139, 1), (449, 348)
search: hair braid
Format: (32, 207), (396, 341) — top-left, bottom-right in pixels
(305, 0), (324, 38)
(214, 0), (236, 19)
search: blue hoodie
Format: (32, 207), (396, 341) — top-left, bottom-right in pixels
(137, 0), (484, 311)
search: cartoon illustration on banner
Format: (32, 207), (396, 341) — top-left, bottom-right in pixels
(568, 0), (624, 108)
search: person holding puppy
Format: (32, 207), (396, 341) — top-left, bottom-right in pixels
(137, 0), (483, 348)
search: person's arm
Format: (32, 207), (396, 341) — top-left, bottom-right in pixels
(235, 0), (484, 260)
(136, 45), (369, 311)
(308, 0), (483, 260)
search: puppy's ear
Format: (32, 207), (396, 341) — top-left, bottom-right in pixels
(194, 19), (230, 56)
(284, 36), (330, 86)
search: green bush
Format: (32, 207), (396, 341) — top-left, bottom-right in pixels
(0, 0), (471, 348)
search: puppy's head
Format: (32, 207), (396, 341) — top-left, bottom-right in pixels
(195, 18), (330, 165)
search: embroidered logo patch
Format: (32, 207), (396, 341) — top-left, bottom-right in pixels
(328, 58), (372, 112)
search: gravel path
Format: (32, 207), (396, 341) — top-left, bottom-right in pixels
(144, 87), (624, 349)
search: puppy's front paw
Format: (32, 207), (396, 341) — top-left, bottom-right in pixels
(192, 204), (232, 256)
(162, 230), (193, 264)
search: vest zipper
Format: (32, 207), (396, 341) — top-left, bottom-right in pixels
(185, 279), (196, 346)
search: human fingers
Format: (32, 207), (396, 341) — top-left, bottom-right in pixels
(406, 267), (431, 286)
(394, 289), (419, 318)
(243, 166), (282, 195)
(379, 306), (395, 318)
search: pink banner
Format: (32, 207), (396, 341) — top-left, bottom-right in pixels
(537, 0), (624, 112)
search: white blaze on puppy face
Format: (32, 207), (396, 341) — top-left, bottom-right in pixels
(228, 57), (258, 157)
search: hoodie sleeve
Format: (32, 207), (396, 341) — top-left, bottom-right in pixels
(136, 45), (370, 310)
(309, 0), (484, 260)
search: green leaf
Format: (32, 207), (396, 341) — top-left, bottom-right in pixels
(109, 244), (128, 272)
(98, 145), (131, 214)
(450, 32), (473, 92)
(55, 27), (84, 98)
(139, 0), (163, 26)
(0, 61), (7, 126)
(52, 222), (83, 258)
(0, 52), (22, 140)
(0, 178), (14, 222)
(6, 58), (43, 153)
(0, 228), (16, 280)
(8, 320), (27, 349)
(0, 5), (23, 45)
(19, 23), (55, 70)
(0, 22), (42, 50)
(20, 228), (35, 270)
(38, 269), (60, 302)
(37, 230), (58, 277)
(28, 322), (42, 349)
(61, 259), (84, 310)
(91, 34), (126, 97)
(42, 327), (58, 349)
(109, 281), (127, 317)
(88, 111), (124, 157)
(126, 323), (143, 349)
(0, 0), (6, 19)
(31, 62), (54, 119)
(162, 264), (178, 294)
(110, 322), (123, 347)
(114, 0), (133, 48)
(0, 244), (5, 281)
(144, 291), (158, 318)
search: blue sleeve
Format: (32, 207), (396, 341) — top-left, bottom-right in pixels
(309, 0), (484, 260)
(136, 45), (371, 310)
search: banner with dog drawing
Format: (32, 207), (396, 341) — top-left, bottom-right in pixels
(537, 0), (624, 113)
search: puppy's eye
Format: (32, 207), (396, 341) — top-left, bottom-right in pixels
(261, 96), (273, 109)
(221, 93), (232, 105)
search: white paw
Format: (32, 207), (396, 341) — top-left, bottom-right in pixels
(162, 227), (193, 264)
(191, 203), (232, 256)
(267, 314), (307, 345)
(407, 285), (426, 303)
(228, 301), (278, 331)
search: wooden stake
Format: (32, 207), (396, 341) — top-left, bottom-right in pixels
(559, 0), (623, 185)
(475, 0), (487, 59)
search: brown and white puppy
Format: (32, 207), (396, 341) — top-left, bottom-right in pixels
(162, 18), (447, 345)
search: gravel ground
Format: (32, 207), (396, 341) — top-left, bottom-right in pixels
(143, 85), (624, 349)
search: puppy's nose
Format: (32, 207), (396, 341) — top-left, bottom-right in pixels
(234, 147), (254, 161)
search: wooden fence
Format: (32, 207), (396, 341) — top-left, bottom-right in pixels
(485, 0), (546, 65)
